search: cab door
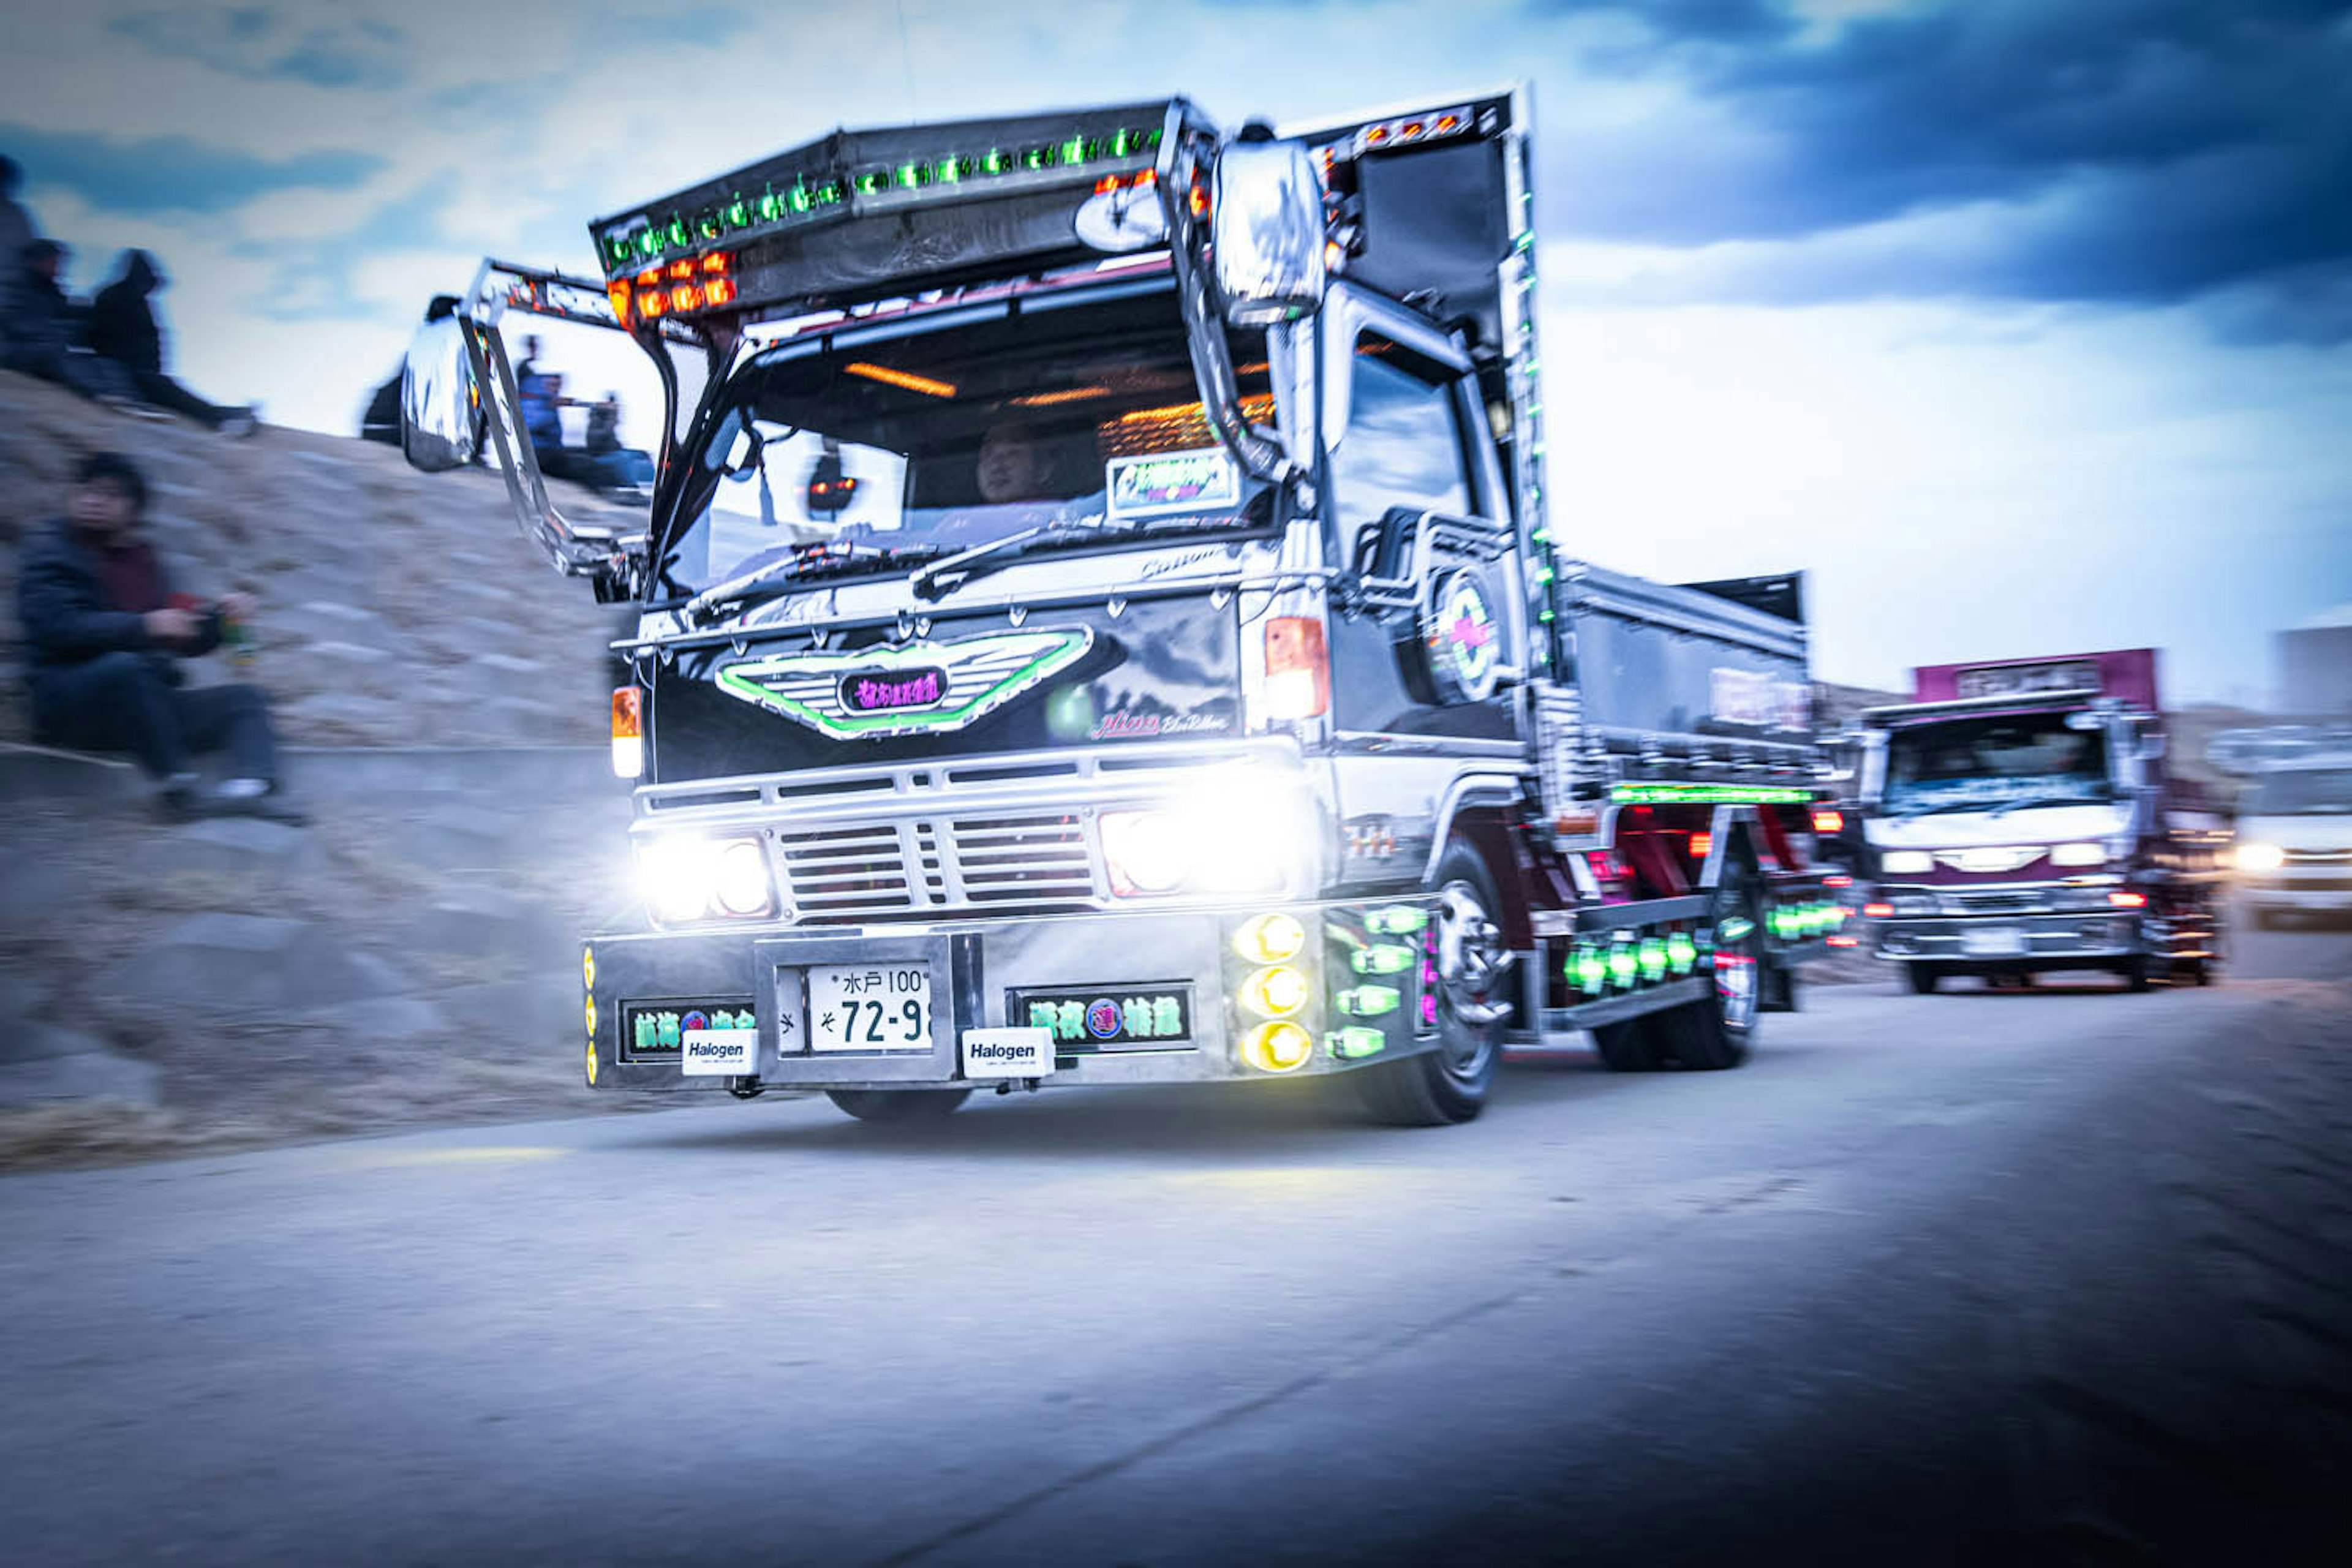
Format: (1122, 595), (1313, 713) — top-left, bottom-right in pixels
(1322, 291), (1524, 745)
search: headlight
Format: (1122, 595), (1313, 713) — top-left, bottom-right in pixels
(637, 836), (775, 923)
(2235, 842), (2285, 873)
(1880, 850), (1934, 875)
(1101, 784), (1312, 899)
(2049, 841), (2106, 867)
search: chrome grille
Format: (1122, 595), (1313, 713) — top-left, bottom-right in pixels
(1946, 888), (2045, 915)
(2284, 848), (2352, 864)
(774, 814), (1100, 923)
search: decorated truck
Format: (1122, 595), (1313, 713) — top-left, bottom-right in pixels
(401, 88), (1849, 1125)
(1852, 649), (2232, 992)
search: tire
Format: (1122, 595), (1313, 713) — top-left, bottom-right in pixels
(2119, 954), (2152, 993)
(1591, 1016), (1663, 1072)
(1354, 840), (1510, 1126)
(1653, 861), (1762, 1071)
(1905, 963), (1941, 995)
(825, 1088), (971, 1122)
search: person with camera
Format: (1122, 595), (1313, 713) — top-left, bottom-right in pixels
(17, 452), (301, 822)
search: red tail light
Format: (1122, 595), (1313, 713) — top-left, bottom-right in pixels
(1263, 617), (1329, 720)
(1824, 874), (1853, 889)
(1689, 831), (1713, 858)
(1812, 809), (1845, 834)
(1863, 902), (1894, 918)
(2108, 891), (2147, 909)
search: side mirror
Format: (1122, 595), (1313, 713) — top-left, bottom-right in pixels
(399, 315), (480, 472)
(1212, 132), (1326, 328)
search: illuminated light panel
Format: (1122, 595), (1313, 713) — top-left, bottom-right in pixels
(1611, 783), (1815, 806)
(1667, 932), (1698, 974)
(1812, 809), (1845, 834)
(1335, 985), (1399, 1018)
(1351, 944), (1417, 976)
(1365, 906), (1428, 937)
(1607, 945), (1639, 987)
(1570, 947), (1607, 993)
(1328, 1027), (1385, 1060)
(2109, 891), (2147, 909)
(1689, 831), (1713, 858)
(1639, 938), (1669, 982)
(843, 361), (959, 399)
(1863, 902), (1894, 918)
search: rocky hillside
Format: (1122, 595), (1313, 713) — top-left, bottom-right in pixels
(0, 370), (635, 748)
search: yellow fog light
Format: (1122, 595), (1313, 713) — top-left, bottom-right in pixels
(1231, 912), (1306, 964)
(582, 946), (595, 990)
(584, 995), (598, 1038)
(1238, 964), (1311, 1018)
(584, 1041), (598, 1085)
(1239, 1020), (1313, 1073)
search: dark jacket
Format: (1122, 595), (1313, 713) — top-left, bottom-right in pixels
(16, 519), (219, 688)
(2, 262), (85, 370)
(86, 251), (164, 374)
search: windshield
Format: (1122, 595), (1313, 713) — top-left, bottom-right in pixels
(1884, 714), (2113, 815)
(659, 287), (1274, 597)
(2244, 769), (2352, 816)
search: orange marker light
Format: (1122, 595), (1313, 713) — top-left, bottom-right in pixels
(611, 687), (644, 779)
(1264, 617), (1330, 720)
(1863, 902), (1894, 919)
(667, 258), (695, 282)
(2108, 891), (2147, 909)
(606, 281), (633, 330)
(1812, 809), (1845, 834)
(843, 361), (959, 398)
(702, 251), (732, 274)
(1689, 832), (1713, 858)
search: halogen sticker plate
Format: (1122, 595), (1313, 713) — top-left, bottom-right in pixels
(807, 963), (933, 1053)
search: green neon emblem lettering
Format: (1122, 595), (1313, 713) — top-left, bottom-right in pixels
(714, 630), (1095, 741)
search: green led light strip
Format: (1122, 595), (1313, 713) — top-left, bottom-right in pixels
(1610, 783), (1816, 807)
(603, 125), (1166, 273)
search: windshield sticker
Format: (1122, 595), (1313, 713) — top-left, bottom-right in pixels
(1106, 448), (1240, 519)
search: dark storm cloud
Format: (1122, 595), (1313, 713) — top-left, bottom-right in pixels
(1545, 0), (2351, 336)
(109, 6), (411, 90)
(1, 124), (383, 214)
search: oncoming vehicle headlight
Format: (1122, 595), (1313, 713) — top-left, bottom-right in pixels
(2235, 842), (2285, 874)
(1100, 783), (1313, 899)
(2049, 841), (2106, 867)
(636, 836), (776, 924)
(1879, 850), (1934, 876)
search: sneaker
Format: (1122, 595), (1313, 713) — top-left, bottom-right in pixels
(214, 780), (308, 825)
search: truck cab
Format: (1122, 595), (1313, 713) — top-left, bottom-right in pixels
(2209, 727), (2352, 928)
(402, 89), (1850, 1125)
(1854, 649), (2231, 992)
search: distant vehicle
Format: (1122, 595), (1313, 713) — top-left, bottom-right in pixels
(1852, 650), (2232, 992)
(400, 88), (1850, 1126)
(2210, 728), (2352, 927)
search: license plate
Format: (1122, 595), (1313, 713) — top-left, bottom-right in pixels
(808, 964), (932, 1052)
(1962, 928), (2027, 957)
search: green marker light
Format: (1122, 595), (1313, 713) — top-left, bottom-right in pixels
(1366, 906), (1429, 937)
(1329, 1027), (1386, 1060)
(1573, 947), (1608, 993)
(1667, 932), (1697, 974)
(1639, 938), (1668, 982)
(1352, 944), (1417, 976)
(1608, 944), (1639, 988)
(1336, 986), (1400, 1017)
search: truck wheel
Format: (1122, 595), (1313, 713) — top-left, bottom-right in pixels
(826, 1088), (971, 1122)
(1591, 1017), (1662, 1072)
(1354, 840), (1510, 1127)
(1905, 963), (1941, 995)
(2118, 954), (2152, 993)
(1654, 865), (1762, 1070)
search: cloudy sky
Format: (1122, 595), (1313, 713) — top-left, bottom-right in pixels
(4, 0), (2345, 703)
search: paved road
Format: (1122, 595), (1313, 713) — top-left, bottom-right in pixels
(4, 915), (2347, 1566)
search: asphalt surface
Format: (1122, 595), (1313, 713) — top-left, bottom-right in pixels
(4, 907), (2347, 1566)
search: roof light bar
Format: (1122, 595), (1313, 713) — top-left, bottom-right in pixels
(596, 121), (1167, 276)
(1352, 105), (1472, 157)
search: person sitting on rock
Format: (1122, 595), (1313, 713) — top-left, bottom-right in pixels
(16, 451), (302, 823)
(85, 249), (257, 437)
(2, 239), (136, 405)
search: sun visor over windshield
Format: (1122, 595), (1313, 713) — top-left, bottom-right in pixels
(589, 102), (1189, 320)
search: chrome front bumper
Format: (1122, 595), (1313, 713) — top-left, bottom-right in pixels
(583, 899), (1432, 1093)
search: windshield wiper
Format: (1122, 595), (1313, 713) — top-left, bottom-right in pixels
(1890, 799), (2004, 819)
(908, 518), (1137, 603)
(687, 541), (948, 622)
